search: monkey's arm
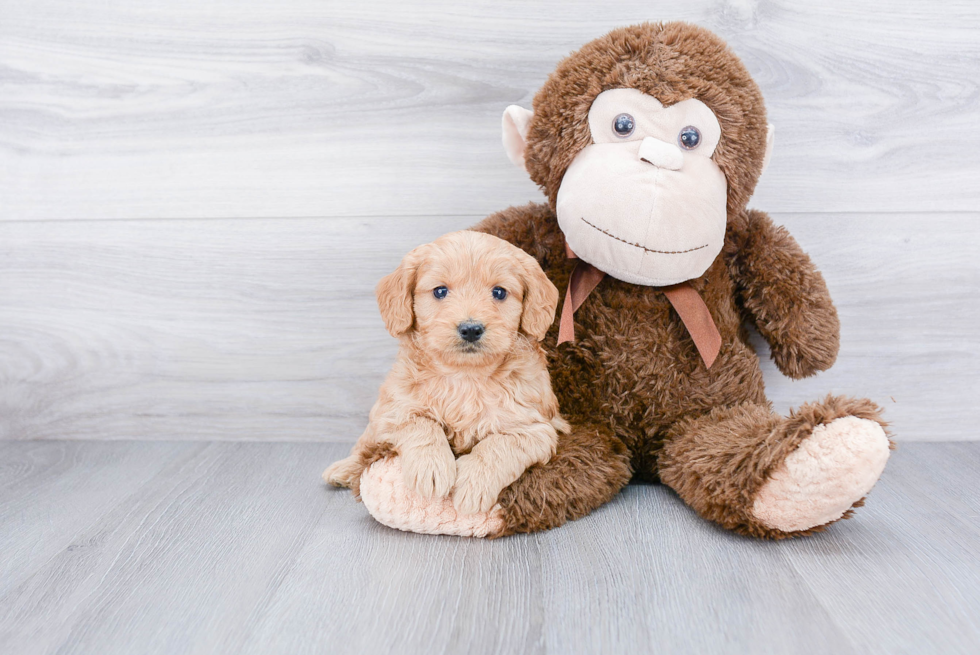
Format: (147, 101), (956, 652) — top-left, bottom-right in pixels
(470, 202), (567, 271)
(726, 209), (840, 379)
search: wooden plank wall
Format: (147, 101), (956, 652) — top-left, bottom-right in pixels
(1, 1), (978, 441)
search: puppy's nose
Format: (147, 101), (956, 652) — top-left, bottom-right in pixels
(457, 321), (485, 343)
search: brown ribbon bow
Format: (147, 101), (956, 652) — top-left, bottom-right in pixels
(557, 242), (722, 368)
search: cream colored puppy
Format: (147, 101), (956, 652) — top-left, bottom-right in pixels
(323, 230), (568, 514)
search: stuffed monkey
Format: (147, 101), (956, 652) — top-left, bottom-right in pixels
(353, 22), (892, 539)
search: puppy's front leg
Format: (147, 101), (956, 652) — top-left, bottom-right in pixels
(453, 423), (558, 514)
(394, 417), (457, 498)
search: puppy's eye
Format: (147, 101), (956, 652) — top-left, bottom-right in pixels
(492, 287), (507, 301)
(678, 126), (701, 150)
(612, 113), (635, 138)
(433, 286), (448, 300)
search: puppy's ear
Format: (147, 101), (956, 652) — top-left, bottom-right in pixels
(516, 249), (559, 341)
(376, 245), (428, 337)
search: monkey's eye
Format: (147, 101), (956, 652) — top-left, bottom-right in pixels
(433, 286), (448, 299)
(492, 286), (507, 301)
(678, 126), (701, 150)
(612, 113), (635, 138)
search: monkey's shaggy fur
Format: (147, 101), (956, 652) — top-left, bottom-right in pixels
(468, 22), (892, 538)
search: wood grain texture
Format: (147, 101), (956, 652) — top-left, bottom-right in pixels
(0, 440), (977, 654)
(2, 212), (977, 442)
(0, 440), (196, 598)
(1, 1), (978, 220)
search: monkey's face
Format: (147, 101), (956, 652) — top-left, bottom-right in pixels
(500, 24), (775, 287)
(555, 88), (728, 286)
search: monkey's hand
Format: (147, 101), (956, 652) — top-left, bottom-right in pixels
(727, 209), (840, 379)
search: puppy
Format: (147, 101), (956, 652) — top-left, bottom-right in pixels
(323, 230), (568, 515)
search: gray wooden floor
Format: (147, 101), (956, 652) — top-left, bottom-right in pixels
(1, 439), (977, 655)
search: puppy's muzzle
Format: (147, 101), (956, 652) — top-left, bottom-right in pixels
(457, 321), (485, 343)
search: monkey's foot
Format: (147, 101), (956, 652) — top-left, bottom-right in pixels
(359, 457), (505, 538)
(752, 416), (890, 532)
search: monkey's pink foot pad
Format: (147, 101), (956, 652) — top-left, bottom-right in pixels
(359, 457), (505, 538)
(752, 416), (890, 532)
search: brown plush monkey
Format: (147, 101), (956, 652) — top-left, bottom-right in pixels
(355, 22), (892, 539)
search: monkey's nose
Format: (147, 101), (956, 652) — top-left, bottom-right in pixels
(638, 137), (683, 170)
(457, 321), (485, 343)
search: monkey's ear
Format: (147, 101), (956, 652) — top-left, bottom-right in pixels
(375, 245), (427, 337)
(502, 105), (534, 170)
(516, 250), (559, 341)
(761, 123), (775, 176)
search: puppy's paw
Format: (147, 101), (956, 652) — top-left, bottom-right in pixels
(361, 457), (506, 538)
(323, 456), (361, 488)
(452, 454), (505, 515)
(402, 444), (457, 498)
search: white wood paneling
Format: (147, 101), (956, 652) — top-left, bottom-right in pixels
(1, 0), (979, 220)
(1, 2), (977, 444)
(1, 213), (976, 442)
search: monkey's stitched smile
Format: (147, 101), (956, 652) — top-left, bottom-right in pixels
(580, 218), (709, 255)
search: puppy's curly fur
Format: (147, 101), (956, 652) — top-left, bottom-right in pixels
(323, 231), (569, 515)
